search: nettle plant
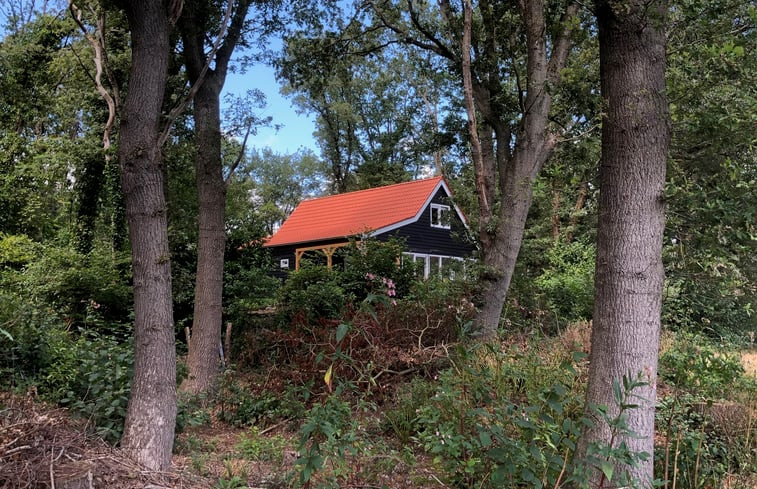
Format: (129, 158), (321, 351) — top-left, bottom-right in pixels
(415, 344), (652, 488)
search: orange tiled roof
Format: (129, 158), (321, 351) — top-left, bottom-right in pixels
(264, 177), (450, 247)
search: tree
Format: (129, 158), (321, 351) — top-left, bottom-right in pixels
(114, 0), (177, 470)
(244, 147), (326, 234)
(278, 17), (453, 192)
(579, 0), (670, 485)
(177, 0), (257, 396)
(662, 0), (756, 336)
(365, 0), (582, 337)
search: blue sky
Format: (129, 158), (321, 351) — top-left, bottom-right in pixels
(223, 62), (318, 155)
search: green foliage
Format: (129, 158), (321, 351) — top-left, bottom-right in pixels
(217, 371), (306, 427)
(223, 217), (280, 327)
(414, 343), (587, 487)
(53, 336), (133, 443)
(236, 426), (289, 463)
(663, 0), (756, 338)
(533, 241), (595, 323)
(175, 395), (213, 434)
(381, 377), (436, 445)
(16, 242), (132, 335)
(338, 237), (416, 301)
(215, 460), (249, 489)
(295, 393), (362, 487)
(0, 233), (37, 268)
(659, 333), (746, 399)
(655, 333), (756, 488)
(242, 147), (328, 235)
(277, 263), (346, 325)
(655, 394), (738, 489)
(576, 374), (653, 489)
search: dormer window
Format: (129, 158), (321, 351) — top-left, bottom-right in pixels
(430, 203), (450, 229)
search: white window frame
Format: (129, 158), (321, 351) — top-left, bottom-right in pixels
(430, 203), (451, 229)
(403, 252), (464, 279)
(280, 258), (289, 269)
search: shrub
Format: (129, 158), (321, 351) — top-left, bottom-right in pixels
(533, 240), (595, 326)
(338, 237), (416, 301)
(216, 371), (306, 427)
(54, 336), (133, 443)
(656, 333), (756, 488)
(295, 393), (362, 487)
(414, 343), (588, 487)
(381, 377), (436, 445)
(277, 263), (345, 325)
(659, 333), (745, 399)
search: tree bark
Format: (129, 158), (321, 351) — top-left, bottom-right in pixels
(178, 0), (252, 396)
(181, 78), (227, 395)
(116, 0), (176, 471)
(472, 0), (578, 339)
(579, 0), (670, 485)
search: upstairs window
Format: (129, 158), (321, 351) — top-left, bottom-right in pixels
(430, 203), (451, 229)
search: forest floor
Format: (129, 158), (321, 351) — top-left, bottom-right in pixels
(2, 346), (756, 489)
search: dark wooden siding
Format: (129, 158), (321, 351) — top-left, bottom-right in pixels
(375, 188), (474, 257)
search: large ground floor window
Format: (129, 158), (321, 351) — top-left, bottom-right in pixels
(402, 252), (465, 279)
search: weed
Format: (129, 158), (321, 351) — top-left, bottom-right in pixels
(236, 426), (289, 463)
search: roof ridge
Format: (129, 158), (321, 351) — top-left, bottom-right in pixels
(299, 176), (443, 204)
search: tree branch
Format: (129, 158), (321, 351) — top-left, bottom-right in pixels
(68, 1), (118, 154)
(159, 0), (234, 148)
(225, 122), (252, 186)
(547, 1), (580, 85)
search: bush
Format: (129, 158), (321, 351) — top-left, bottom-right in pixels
(381, 377), (436, 445)
(216, 371), (306, 427)
(277, 263), (346, 325)
(53, 336), (133, 443)
(659, 333), (746, 400)
(295, 393), (362, 487)
(414, 343), (588, 487)
(338, 237), (417, 301)
(655, 333), (756, 488)
(533, 241), (595, 325)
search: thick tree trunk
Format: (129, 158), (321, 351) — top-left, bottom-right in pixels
(465, 0), (577, 339)
(579, 1), (670, 486)
(117, 0), (176, 471)
(181, 80), (227, 395)
(178, 0), (252, 395)
(475, 149), (543, 339)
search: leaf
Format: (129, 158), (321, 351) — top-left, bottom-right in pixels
(324, 364), (333, 392)
(336, 323), (349, 343)
(599, 461), (614, 481)
(0, 328), (12, 341)
(479, 430), (492, 448)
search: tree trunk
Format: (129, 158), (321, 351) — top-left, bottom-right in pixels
(465, 0), (578, 339)
(116, 0), (176, 471)
(178, 0), (252, 395)
(579, 0), (670, 486)
(181, 79), (227, 395)
(475, 148), (543, 339)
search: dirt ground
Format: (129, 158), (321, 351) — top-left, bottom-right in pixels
(0, 391), (441, 489)
(742, 349), (757, 377)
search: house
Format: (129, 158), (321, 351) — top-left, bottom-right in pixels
(263, 176), (475, 278)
